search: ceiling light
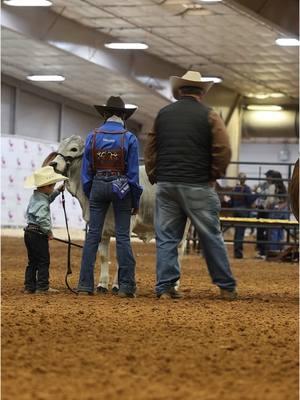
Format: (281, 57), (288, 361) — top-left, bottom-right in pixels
(105, 43), (148, 50)
(198, 0), (223, 3)
(275, 38), (300, 46)
(270, 93), (285, 98)
(183, 3), (202, 9)
(246, 93), (285, 99)
(246, 105), (282, 111)
(27, 75), (65, 82)
(201, 76), (222, 83)
(3, 0), (52, 6)
(125, 103), (137, 109)
(254, 94), (269, 99)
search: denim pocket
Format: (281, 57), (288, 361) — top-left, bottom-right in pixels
(186, 187), (221, 212)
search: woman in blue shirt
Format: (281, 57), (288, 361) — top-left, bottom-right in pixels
(78, 96), (143, 297)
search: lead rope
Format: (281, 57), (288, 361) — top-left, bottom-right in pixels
(61, 190), (78, 295)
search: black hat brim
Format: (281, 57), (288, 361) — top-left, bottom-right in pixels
(94, 105), (137, 120)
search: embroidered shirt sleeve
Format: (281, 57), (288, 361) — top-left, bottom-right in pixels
(208, 111), (232, 179)
(81, 133), (94, 198)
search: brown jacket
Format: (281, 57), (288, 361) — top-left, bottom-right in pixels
(144, 109), (232, 184)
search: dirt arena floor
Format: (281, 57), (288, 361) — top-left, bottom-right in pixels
(2, 235), (299, 400)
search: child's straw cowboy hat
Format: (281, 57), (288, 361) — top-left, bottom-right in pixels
(170, 70), (214, 100)
(24, 166), (68, 188)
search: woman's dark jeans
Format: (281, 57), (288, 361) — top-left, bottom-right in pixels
(78, 176), (136, 294)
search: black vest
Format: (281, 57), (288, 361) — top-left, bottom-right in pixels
(155, 97), (212, 183)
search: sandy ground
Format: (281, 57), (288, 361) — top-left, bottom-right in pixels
(1, 235), (299, 400)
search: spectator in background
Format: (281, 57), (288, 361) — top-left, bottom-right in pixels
(267, 171), (288, 253)
(228, 172), (256, 259)
(255, 169), (275, 259)
(254, 170), (275, 259)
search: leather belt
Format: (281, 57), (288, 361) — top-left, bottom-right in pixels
(96, 171), (122, 177)
(24, 224), (46, 235)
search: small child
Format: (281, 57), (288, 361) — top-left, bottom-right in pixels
(23, 166), (68, 294)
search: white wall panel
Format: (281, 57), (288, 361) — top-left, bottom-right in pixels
(1, 83), (15, 134)
(62, 106), (100, 139)
(1, 135), (85, 229)
(238, 142), (299, 187)
(16, 91), (60, 141)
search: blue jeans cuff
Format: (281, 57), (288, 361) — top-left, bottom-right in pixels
(77, 284), (94, 293)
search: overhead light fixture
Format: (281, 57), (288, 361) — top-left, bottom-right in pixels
(125, 103), (137, 109)
(198, 0), (223, 2)
(27, 75), (65, 82)
(201, 76), (222, 83)
(254, 93), (269, 99)
(270, 93), (285, 98)
(246, 93), (285, 99)
(275, 38), (300, 46)
(183, 3), (202, 9)
(105, 43), (148, 50)
(247, 105), (282, 111)
(3, 0), (52, 6)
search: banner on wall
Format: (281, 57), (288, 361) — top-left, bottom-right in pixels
(1, 135), (85, 230)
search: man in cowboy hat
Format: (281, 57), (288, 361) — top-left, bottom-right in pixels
(144, 70), (237, 300)
(78, 96), (143, 297)
(24, 166), (68, 293)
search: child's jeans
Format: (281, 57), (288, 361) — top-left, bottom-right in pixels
(24, 230), (50, 292)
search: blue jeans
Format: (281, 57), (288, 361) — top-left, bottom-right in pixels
(268, 207), (289, 251)
(78, 176), (136, 294)
(155, 182), (236, 295)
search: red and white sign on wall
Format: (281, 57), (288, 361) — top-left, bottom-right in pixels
(1, 135), (85, 230)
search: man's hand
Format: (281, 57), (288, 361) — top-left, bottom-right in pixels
(131, 208), (139, 215)
(48, 232), (53, 240)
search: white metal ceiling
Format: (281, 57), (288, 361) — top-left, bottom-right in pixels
(50, 0), (299, 98)
(1, 27), (169, 122)
(1, 0), (299, 124)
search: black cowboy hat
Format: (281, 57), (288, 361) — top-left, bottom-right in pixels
(94, 96), (137, 120)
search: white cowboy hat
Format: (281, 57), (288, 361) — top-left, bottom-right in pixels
(24, 166), (68, 189)
(170, 70), (214, 100)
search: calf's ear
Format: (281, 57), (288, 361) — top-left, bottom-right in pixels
(42, 152), (58, 167)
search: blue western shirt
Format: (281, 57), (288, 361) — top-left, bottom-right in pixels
(81, 121), (143, 208)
